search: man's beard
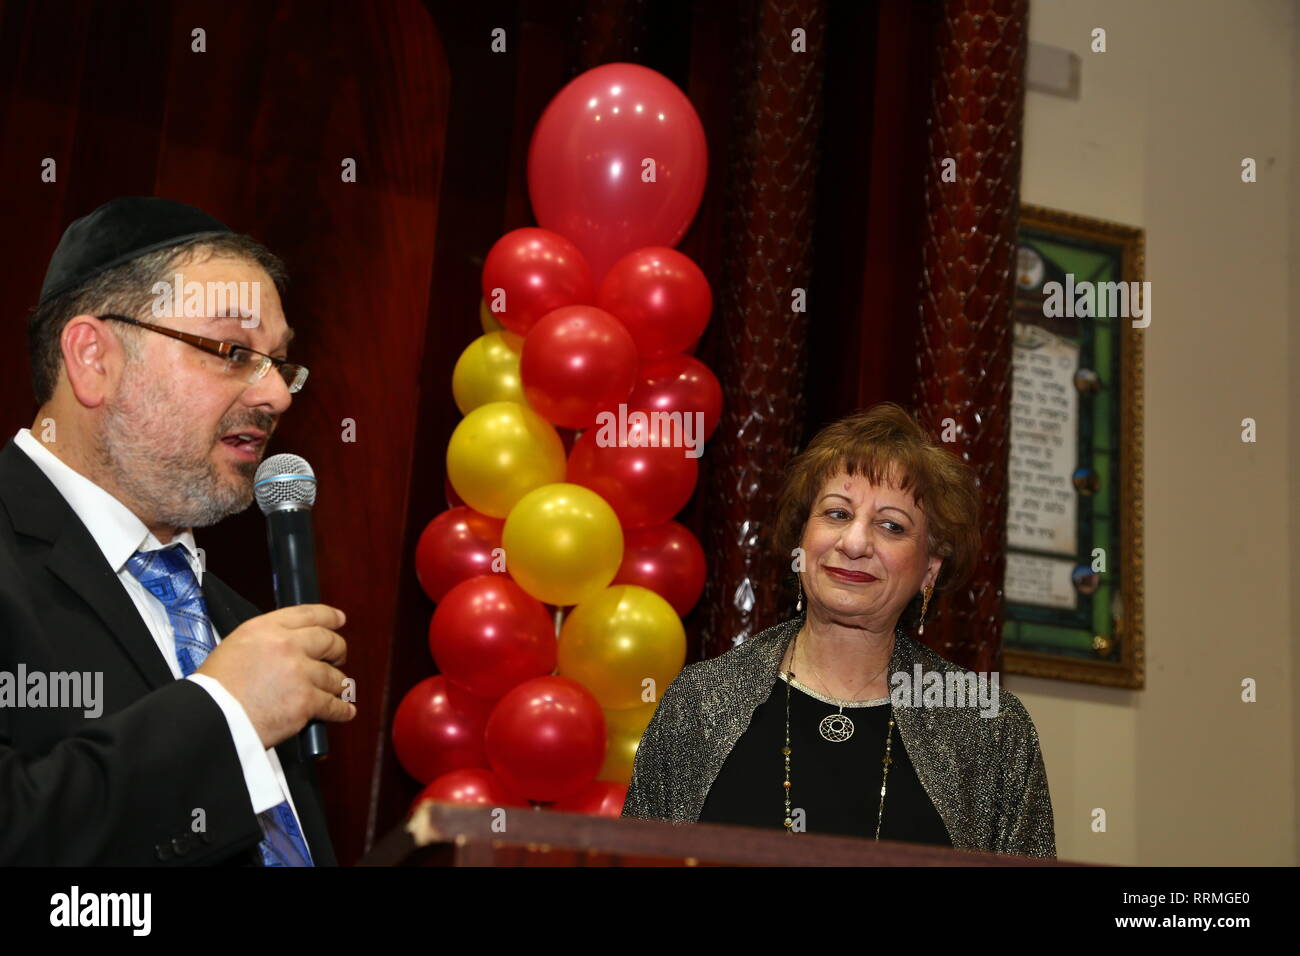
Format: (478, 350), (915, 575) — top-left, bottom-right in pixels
(95, 365), (270, 530)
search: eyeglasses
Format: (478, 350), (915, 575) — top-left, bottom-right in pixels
(98, 314), (309, 394)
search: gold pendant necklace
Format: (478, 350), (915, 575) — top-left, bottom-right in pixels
(819, 710), (855, 743)
(791, 631), (890, 743)
(783, 629), (895, 837)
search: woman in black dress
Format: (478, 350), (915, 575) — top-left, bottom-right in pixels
(623, 403), (1056, 857)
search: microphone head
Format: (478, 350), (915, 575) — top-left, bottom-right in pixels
(254, 453), (317, 514)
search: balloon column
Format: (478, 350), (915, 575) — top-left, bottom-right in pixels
(395, 63), (720, 820)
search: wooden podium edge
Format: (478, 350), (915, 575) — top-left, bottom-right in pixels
(358, 801), (1086, 867)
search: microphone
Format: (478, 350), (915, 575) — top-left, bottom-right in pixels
(254, 453), (329, 760)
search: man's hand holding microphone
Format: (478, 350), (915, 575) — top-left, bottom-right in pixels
(197, 604), (354, 749)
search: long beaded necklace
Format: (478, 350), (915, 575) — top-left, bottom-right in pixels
(782, 629), (894, 838)
(780, 580), (933, 838)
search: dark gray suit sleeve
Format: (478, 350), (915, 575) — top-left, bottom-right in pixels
(0, 677), (266, 865)
(0, 551), (264, 865)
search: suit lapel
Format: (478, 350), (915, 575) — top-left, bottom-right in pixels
(201, 572), (252, 643)
(0, 440), (176, 690)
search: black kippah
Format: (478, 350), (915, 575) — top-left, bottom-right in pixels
(38, 197), (232, 305)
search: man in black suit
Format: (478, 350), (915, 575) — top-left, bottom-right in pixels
(0, 198), (354, 865)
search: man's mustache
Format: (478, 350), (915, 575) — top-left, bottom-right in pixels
(218, 414), (276, 438)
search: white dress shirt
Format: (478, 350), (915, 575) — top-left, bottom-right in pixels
(13, 428), (310, 854)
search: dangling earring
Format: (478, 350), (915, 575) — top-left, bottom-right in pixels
(917, 584), (933, 636)
(795, 576), (804, 612)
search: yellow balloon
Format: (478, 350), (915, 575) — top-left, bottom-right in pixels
(479, 298), (505, 334)
(558, 585), (685, 711)
(598, 701), (658, 784)
(502, 483), (623, 606)
(451, 330), (525, 414)
(446, 402), (566, 518)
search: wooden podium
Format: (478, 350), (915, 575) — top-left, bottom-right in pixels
(359, 801), (1082, 867)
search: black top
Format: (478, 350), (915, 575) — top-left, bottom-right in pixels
(698, 673), (953, 846)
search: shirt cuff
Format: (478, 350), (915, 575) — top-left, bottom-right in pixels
(186, 673), (285, 815)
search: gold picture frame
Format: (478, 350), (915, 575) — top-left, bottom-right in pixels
(1002, 204), (1145, 688)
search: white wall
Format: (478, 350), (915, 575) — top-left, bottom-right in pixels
(1014, 0), (1298, 865)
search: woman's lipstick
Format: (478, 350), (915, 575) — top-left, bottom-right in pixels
(824, 567), (877, 583)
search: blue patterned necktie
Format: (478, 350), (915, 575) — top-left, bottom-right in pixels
(125, 544), (314, 867)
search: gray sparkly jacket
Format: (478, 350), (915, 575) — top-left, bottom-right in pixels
(621, 616), (1057, 858)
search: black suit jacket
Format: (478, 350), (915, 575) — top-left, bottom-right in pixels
(0, 438), (337, 865)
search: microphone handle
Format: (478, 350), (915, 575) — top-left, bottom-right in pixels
(267, 508), (330, 760)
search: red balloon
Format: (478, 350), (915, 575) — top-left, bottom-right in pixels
(613, 521), (706, 616)
(549, 780), (628, 818)
(597, 247), (712, 360)
(429, 577), (557, 699)
(481, 227), (594, 335)
(520, 305), (639, 430)
(627, 353), (722, 443)
(412, 767), (529, 814)
(392, 675), (495, 785)
(566, 420), (699, 529)
(528, 63), (707, 284)
(415, 507), (505, 602)
(484, 676), (606, 802)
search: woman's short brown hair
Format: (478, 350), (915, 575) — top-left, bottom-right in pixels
(773, 402), (982, 611)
